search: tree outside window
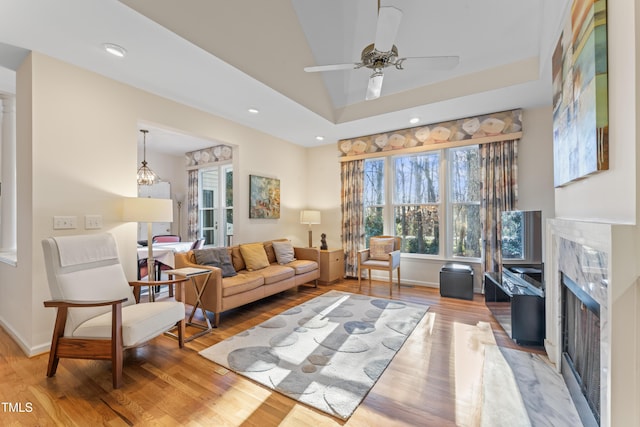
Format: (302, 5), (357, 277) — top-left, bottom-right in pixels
(363, 159), (384, 247)
(449, 146), (481, 258)
(394, 153), (440, 255)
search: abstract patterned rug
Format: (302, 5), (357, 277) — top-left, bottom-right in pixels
(199, 290), (429, 420)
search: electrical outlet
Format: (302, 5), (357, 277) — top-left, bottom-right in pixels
(85, 215), (103, 229)
(53, 216), (77, 230)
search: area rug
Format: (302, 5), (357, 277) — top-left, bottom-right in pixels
(199, 290), (429, 420)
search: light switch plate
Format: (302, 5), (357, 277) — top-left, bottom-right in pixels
(85, 215), (103, 229)
(53, 216), (77, 230)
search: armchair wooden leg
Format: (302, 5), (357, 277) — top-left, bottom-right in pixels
(389, 270), (393, 296)
(111, 304), (124, 389)
(214, 312), (220, 328)
(358, 265), (362, 290)
(46, 307), (68, 378)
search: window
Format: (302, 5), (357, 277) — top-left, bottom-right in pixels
(363, 145), (481, 259)
(449, 146), (481, 258)
(363, 159), (384, 246)
(199, 165), (233, 246)
(393, 153), (440, 254)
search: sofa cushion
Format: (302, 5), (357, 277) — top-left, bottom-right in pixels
(263, 241), (277, 264)
(229, 246), (245, 272)
(272, 240), (296, 264)
(370, 237), (396, 260)
(222, 273), (264, 297)
(286, 259), (318, 275)
(259, 265), (295, 285)
(239, 243), (270, 271)
(193, 248), (237, 278)
(72, 301), (185, 347)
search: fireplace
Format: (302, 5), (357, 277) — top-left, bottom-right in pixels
(561, 274), (601, 425)
(546, 219), (610, 426)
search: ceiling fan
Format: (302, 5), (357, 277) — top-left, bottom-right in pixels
(304, 4), (460, 101)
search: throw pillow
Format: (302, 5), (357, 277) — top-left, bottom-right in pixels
(193, 248), (237, 278)
(239, 243), (270, 271)
(370, 237), (395, 260)
(272, 240), (296, 264)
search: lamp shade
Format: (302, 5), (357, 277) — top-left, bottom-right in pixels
(122, 197), (173, 223)
(300, 210), (321, 225)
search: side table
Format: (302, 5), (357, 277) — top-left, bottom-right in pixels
(319, 248), (344, 285)
(164, 267), (214, 342)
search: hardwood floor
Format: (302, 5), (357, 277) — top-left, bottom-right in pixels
(0, 279), (546, 426)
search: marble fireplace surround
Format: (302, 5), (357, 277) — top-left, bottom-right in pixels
(545, 219), (612, 426)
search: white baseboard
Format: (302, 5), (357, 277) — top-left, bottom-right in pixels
(0, 315), (50, 357)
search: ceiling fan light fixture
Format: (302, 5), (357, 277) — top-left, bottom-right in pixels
(365, 71), (384, 101)
(137, 129), (160, 186)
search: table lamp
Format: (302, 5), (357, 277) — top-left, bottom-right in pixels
(300, 210), (321, 248)
(122, 197), (173, 291)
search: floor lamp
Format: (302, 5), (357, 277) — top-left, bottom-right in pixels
(123, 197), (173, 301)
(300, 210), (321, 248)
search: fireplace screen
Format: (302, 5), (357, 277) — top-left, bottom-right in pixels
(562, 274), (600, 424)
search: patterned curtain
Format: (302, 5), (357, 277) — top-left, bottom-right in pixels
(186, 169), (199, 241)
(480, 140), (518, 275)
(340, 160), (365, 277)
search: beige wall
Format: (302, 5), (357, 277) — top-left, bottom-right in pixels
(1, 52), (314, 355)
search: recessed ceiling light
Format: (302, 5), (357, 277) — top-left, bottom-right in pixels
(248, 108), (259, 114)
(103, 43), (127, 58)
(409, 117), (420, 125)
(315, 136), (324, 141)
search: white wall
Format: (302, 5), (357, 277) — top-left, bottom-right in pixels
(2, 52), (313, 355)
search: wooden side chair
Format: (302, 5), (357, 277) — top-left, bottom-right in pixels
(357, 235), (402, 296)
(42, 233), (187, 388)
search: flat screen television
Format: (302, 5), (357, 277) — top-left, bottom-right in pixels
(501, 210), (544, 291)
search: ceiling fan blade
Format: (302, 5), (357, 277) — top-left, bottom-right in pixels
(400, 55), (460, 70)
(374, 6), (403, 53)
(304, 63), (360, 72)
(365, 71), (384, 101)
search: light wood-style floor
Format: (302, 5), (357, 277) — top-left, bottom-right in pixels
(0, 279), (545, 426)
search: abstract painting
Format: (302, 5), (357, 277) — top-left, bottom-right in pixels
(249, 175), (280, 219)
(552, 0), (609, 187)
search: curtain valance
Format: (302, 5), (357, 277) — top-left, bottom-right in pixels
(338, 109), (523, 162)
(185, 144), (233, 170)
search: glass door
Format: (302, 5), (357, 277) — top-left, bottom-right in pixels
(199, 166), (233, 246)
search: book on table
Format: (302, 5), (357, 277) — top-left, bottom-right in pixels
(163, 267), (211, 277)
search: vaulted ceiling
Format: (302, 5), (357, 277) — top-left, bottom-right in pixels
(0, 0), (569, 153)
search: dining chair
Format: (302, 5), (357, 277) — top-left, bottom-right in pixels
(357, 235), (402, 296)
(190, 239), (206, 250)
(42, 233), (186, 388)
(152, 234), (181, 243)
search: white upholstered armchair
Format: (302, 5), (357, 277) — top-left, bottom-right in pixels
(42, 233), (186, 388)
(357, 235), (402, 296)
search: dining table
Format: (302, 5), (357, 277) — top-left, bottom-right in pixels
(137, 241), (194, 270)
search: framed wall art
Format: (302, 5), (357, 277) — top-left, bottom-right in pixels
(552, 0), (609, 187)
(249, 175), (280, 219)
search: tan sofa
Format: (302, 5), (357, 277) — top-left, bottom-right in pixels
(174, 239), (320, 326)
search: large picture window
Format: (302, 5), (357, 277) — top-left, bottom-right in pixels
(363, 146), (481, 259)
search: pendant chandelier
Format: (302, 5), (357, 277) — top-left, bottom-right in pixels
(136, 129), (160, 186)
